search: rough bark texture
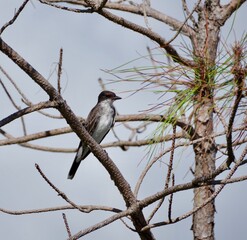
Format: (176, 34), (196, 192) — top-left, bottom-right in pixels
(191, 2), (219, 240)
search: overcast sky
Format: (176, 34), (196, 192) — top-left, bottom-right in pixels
(0, 1), (246, 240)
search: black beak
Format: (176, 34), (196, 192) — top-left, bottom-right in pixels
(113, 95), (121, 101)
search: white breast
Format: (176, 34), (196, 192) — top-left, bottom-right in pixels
(92, 100), (115, 142)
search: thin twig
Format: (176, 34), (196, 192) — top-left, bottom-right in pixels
(39, 0), (94, 13)
(214, 105), (228, 132)
(168, 174), (175, 222)
(0, 101), (58, 127)
(97, 8), (196, 68)
(219, 0), (246, 26)
(0, 0), (30, 34)
(57, 48), (63, 94)
(166, 125), (176, 187)
(147, 125), (176, 222)
(226, 43), (246, 167)
(0, 204), (123, 215)
(35, 164), (87, 212)
(70, 209), (132, 239)
(0, 65), (31, 104)
(0, 77), (22, 110)
(0, 65), (62, 119)
(62, 213), (72, 238)
(20, 115), (27, 135)
(166, 0), (201, 45)
(0, 76), (29, 135)
(181, 0), (197, 27)
(43, 0), (194, 37)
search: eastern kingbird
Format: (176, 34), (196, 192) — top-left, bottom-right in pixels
(67, 90), (121, 179)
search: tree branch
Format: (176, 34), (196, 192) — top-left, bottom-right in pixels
(98, 8), (196, 68)
(0, 204), (122, 215)
(70, 209), (133, 239)
(0, 101), (58, 127)
(226, 43), (246, 167)
(40, 0), (196, 68)
(36, 163), (94, 212)
(117, 114), (197, 138)
(62, 213), (72, 239)
(42, 0), (195, 37)
(218, 0), (247, 26)
(0, 0), (30, 35)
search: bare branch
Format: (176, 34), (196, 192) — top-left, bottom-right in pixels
(62, 213), (72, 238)
(70, 209), (132, 239)
(57, 48), (63, 94)
(214, 105), (228, 132)
(218, 136), (247, 149)
(98, 8), (196, 68)
(219, 0), (247, 26)
(0, 127), (71, 147)
(117, 114), (197, 138)
(226, 43), (247, 167)
(15, 141), (73, 152)
(147, 125), (176, 222)
(0, 65), (30, 103)
(0, 0), (30, 35)
(134, 140), (186, 197)
(181, 0), (198, 27)
(103, 131), (185, 148)
(0, 74), (32, 135)
(40, 0), (196, 67)
(0, 77), (20, 109)
(39, 0), (94, 13)
(168, 174), (175, 222)
(0, 65), (62, 119)
(0, 204), (122, 215)
(0, 101), (58, 127)
(35, 164), (87, 212)
(166, 0), (201, 45)
(42, 0), (195, 37)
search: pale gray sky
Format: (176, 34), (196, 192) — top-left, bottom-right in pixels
(0, 1), (246, 240)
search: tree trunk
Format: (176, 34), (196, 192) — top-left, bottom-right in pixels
(191, 2), (219, 240)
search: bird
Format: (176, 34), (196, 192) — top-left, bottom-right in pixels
(67, 90), (121, 179)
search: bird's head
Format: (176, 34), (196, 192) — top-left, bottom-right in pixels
(97, 91), (121, 103)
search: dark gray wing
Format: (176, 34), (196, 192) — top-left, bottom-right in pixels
(67, 104), (99, 179)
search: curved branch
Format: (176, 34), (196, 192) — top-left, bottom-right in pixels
(0, 204), (122, 215)
(0, 0), (30, 34)
(0, 127), (71, 146)
(226, 43), (246, 167)
(43, 0), (195, 37)
(117, 114), (198, 138)
(0, 101), (58, 127)
(98, 8), (196, 68)
(219, 0), (247, 26)
(71, 208), (133, 239)
(40, 0), (196, 67)
(35, 163), (122, 213)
